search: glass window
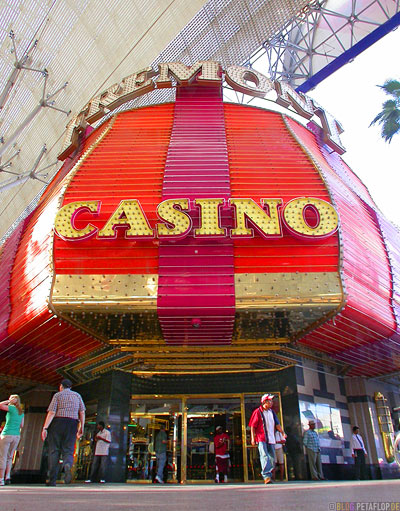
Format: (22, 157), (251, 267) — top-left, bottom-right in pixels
(130, 398), (181, 414)
(299, 401), (344, 449)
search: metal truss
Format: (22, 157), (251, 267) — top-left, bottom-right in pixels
(0, 144), (58, 193)
(0, 31), (68, 189)
(247, 0), (400, 92)
(0, 31), (40, 111)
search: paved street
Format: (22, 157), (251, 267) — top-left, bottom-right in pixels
(0, 480), (398, 511)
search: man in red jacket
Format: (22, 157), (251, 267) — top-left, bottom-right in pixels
(214, 426), (230, 483)
(249, 394), (286, 484)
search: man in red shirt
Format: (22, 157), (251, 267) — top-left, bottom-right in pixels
(249, 394), (286, 484)
(214, 426), (230, 483)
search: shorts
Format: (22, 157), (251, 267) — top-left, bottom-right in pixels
(275, 447), (284, 464)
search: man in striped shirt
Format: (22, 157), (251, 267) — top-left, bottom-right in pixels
(41, 379), (86, 486)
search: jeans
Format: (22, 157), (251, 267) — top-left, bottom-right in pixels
(257, 442), (275, 480)
(90, 455), (108, 481)
(47, 418), (78, 484)
(156, 452), (167, 480)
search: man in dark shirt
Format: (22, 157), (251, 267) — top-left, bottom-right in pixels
(41, 379), (85, 486)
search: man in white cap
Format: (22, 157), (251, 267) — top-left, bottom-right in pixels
(303, 419), (324, 480)
(249, 394), (286, 484)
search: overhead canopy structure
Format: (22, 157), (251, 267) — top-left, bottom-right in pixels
(253, 0), (400, 92)
(0, 0), (311, 240)
(1, 0), (400, 394)
(2, 0), (400, 241)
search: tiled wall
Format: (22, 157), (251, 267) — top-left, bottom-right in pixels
(296, 360), (353, 469)
(296, 357), (400, 479)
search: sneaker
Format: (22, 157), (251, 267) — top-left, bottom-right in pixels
(100, 480), (106, 483)
(85, 480), (92, 483)
(0, 480), (4, 486)
(224, 475), (228, 483)
(64, 463), (72, 484)
(264, 477), (271, 484)
(155, 475), (164, 484)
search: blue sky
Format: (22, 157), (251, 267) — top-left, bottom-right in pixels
(309, 28), (400, 228)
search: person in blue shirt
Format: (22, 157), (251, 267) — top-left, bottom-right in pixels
(303, 419), (325, 481)
(0, 395), (24, 485)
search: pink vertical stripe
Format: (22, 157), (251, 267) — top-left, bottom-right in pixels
(157, 85), (235, 345)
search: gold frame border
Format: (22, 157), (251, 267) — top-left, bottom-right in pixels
(281, 114), (347, 340)
(48, 117), (117, 340)
(129, 391), (284, 484)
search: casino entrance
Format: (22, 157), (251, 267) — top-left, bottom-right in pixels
(126, 393), (283, 483)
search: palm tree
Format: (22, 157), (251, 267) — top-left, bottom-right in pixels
(370, 79), (400, 143)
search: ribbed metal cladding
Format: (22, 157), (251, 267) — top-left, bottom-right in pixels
(157, 85), (235, 345)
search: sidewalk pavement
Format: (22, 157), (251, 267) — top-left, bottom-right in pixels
(0, 479), (398, 511)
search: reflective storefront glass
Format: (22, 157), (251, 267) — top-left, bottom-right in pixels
(127, 399), (181, 483)
(127, 393), (283, 483)
(186, 397), (242, 481)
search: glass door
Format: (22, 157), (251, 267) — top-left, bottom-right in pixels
(127, 398), (182, 483)
(187, 414), (215, 480)
(185, 396), (243, 482)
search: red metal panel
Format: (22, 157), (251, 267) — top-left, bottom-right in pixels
(224, 104), (340, 273)
(0, 218), (28, 342)
(157, 86), (235, 345)
(1, 129), (105, 383)
(54, 104), (175, 274)
(286, 117), (398, 372)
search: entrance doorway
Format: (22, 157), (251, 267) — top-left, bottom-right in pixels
(185, 396), (243, 482)
(127, 393), (283, 483)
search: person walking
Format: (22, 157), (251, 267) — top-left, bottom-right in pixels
(350, 426), (368, 480)
(154, 424), (168, 484)
(41, 378), (85, 486)
(303, 419), (324, 481)
(85, 421), (111, 483)
(274, 429), (286, 481)
(214, 425), (230, 483)
(249, 394), (286, 484)
(0, 395), (24, 486)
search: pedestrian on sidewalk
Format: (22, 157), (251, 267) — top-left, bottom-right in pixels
(154, 424), (168, 484)
(274, 429), (286, 481)
(303, 419), (325, 481)
(0, 395), (24, 485)
(85, 421), (111, 483)
(249, 394), (286, 485)
(214, 426), (230, 483)
(350, 426), (368, 480)
(41, 378), (85, 486)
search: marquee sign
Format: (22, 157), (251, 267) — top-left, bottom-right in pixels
(58, 60), (345, 161)
(54, 196), (339, 242)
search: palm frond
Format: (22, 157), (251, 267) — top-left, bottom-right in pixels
(371, 81), (400, 142)
(379, 79), (400, 97)
(381, 118), (400, 143)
